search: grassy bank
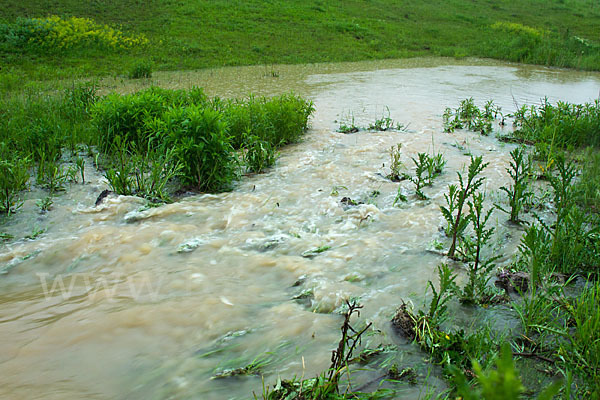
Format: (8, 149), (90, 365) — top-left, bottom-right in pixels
(1, 0), (600, 85)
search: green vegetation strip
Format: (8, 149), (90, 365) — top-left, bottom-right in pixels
(1, 0), (600, 84)
(0, 84), (314, 213)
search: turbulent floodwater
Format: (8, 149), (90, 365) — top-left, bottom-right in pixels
(1, 58), (599, 399)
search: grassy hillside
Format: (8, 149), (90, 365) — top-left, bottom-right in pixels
(0, 0), (600, 82)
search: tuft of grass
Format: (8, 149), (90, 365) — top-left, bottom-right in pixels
(128, 60), (153, 79)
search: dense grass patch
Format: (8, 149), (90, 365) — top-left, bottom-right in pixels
(0, 85), (314, 210)
(511, 98), (600, 149)
(1, 0), (600, 82)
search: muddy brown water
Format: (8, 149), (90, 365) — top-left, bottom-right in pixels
(1, 58), (599, 399)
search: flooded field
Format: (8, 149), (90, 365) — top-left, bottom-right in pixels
(1, 58), (599, 399)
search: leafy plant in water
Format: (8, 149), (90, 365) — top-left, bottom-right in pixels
(496, 147), (532, 223)
(450, 343), (561, 400)
(131, 145), (183, 201)
(75, 156), (85, 184)
(443, 98), (496, 135)
(441, 155), (488, 259)
(426, 263), (459, 327)
(260, 300), (374, 399)
(368, 107), (394, 131)
(37, 160), (73, 193)
(243, 133), (278, 173)
(159, 105), (237, 192)
(386, 143), (403, 181)
(104, 136), (135, 196)
(408, 153), (429, 199)
(406, 152), (445, 199)
(425, 152), (445, 184)
(0, 153), (30, 214)
(36, 196), (53, 213)
(460, 192), (501, 304)
(337, 112), (358, 134)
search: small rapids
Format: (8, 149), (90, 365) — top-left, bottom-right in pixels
(1, 58), (599, 399)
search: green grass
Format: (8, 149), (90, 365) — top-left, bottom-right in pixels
(0, 84), (314, 209)
(1, 0), (600, 83)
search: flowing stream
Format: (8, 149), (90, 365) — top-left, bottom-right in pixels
(1, 58), (599, 399)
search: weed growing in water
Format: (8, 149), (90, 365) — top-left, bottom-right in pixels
(75, 156), (85, 184)
(406, 152), (446, 199)
(243, 134), (278, 173)
(459, 192), (501, 304)
(511, 98), (600, 149)
(450, 343), (561, 400)
(443, 98), (498, 135)
(36, 196), (53, 213)
(0, 152), (29, 214)
(408, 153), (429, 200)
(337, 112), (359, 134)
(258, 300), (378, 399)
(441, 155), (488, 259)
(368, 107), (395, 131)
(496, 147), (532, 223)
(386, 143), (403, 181)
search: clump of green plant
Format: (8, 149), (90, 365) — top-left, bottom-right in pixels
(243, 134), (278, 173)
(104, 136), (183, 201)
(406, 152), (446, 199)
(536, 154), (600, 276)
(459, 192), (501, 304)
(443, 98), (497, 135)
(0, 148), (30, 214)
(386, 143), (403, 181)
(158, 105), (237, 191)
(36, 158), (73, 193)
(496, 147), (532, 223)
(511, 98), (600, 149)
(440, 156), (488, 259)
(223, 94), (314, 148)
(393, 265), (501, 374)
(36, 196), (53, 213)
(368, 107), (395, 131)
(337, 112), (358, 134)
(450, 343), (561, 400)
(128, 60), (153, 79)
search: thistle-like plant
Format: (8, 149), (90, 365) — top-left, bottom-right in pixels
(460, 192), (499, 303)
(441, 156), (488, 259)
(496, 147), (532, 223)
